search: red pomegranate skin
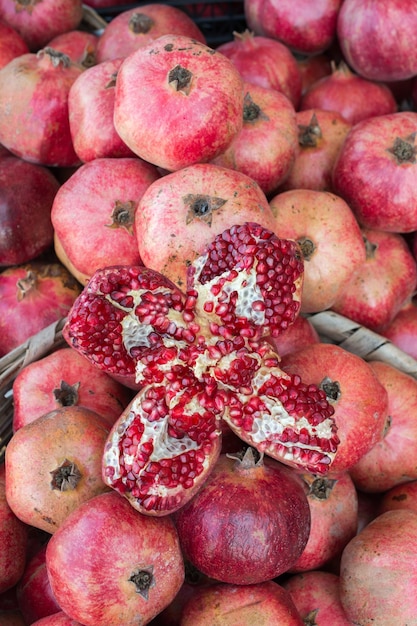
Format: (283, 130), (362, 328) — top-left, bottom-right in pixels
(0, 262), (81, 357)
(340, 510), (417, 624)
(174, 451), (311, 585)
(47, 30), (99, 67)
(0, 466), (28, 594)
(0, 48), (83, 167)
(12, 346), (132, 431)
(16, 544), (61, 624)
(45, 491), (185, 626)
(96, 4), (206, 63)
(30, 612), (84, 625)
(281, 343), (389, 473)
(283, 570), (353, 625)
(180, 581), (304, 625)
(0, 155), (60, 266)
(0, 0), (84, 52)
(0, 20), (29, 68)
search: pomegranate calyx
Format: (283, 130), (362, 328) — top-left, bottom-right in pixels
(37, 47), (71, 69)
(298, 112), (322, 147)
(129, 13), (154, 34)
(50, 459), (82, 491)
(53, 380), (80, 406)
(226, 445), (263, 469)
(128, 565), (155, 599)
(168, 65), (192, 95)
(387, 134), (417, 164)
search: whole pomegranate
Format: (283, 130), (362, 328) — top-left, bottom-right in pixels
(180, 580), (304, 625)
(0, 0), (83, 52)
(0, 262), (81, 357)
(47, 29), (99, 68)
(45, 491), (184, 626)
(0, 19), (29, 68)
(0, 466), (28, 594)
(16, 545), (61, 624)
(340, 510), (417, 624)
(0, 47), (83, 167)
(174, 447), (311, 585)
(5, 406), (111, 533)
(113, 34), (244, 171)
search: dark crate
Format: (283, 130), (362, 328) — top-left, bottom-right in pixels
(93, 0), (247, 47)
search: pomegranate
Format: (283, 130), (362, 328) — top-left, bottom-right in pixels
(0, 262), (81, 357)
(340, 510), (417, 624)
(16, 544), (61, 624)
(180, 580), (304, 625)
(52, 157), (160, 286)
(279, 109), (352, 193)
(113, 34), (244, 171)
(332, 111), (417, 233)
(135, 163), (276, 290)
(211, 83), (298, 196)
(12, 346), (132, 431)
(0, 19), (29, 68)
(5, 405), (111, 533)
(283, 570), (353, 625)
(68, 58), (136, 162)
(349, 360), (417, 493)
(64, 223), (339, 515)
(47, 29), (99, 68)
(269, 189), (366, 313)
(300, 61), (397, 125)
(337, 0), (417, 81)
(281, 342), (389, 473)
(297, 53), (332, 95)
(0, 466), (28, 594)
(30, 614), (83, 625)
(45, 490), (184, 626)
(0, 0), (83, 52)
(267, 314), (320, 358)
(95, 3), (206, 62)
(0, 47), (83, 167)
(331, 228), (417, 332)
(174, 447), (311, 584)
(0, 155), (60, 267)
(379, 480), (417, 515)
(245, 0), (342, 55)
(380, 300), (417, 360)
(217, 30), (302, 108)
(289, 471), (358, 572)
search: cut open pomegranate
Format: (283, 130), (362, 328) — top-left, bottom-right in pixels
(64, 222), (339, 515)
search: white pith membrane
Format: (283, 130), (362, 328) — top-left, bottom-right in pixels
(222, 365), (337, 471)
(192, 252), (267, 328)
(103, 286), (190, 383)
(103, 384), (221, 505)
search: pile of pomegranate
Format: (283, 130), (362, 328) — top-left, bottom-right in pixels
(2, 0), (417, 624)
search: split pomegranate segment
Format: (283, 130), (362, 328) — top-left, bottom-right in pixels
(64, 222), (339, 515)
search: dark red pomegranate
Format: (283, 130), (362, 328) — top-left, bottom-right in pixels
(174, 447), (311, 584)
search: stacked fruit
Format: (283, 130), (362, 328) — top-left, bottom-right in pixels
(1, 0), (417, 624)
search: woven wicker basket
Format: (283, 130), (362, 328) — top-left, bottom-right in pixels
(1, 311), (417, 463)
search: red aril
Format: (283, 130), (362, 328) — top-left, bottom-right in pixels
(135, 163), (276, 290)
(281, 343), (389, 473)
(174, 448), (311, 584)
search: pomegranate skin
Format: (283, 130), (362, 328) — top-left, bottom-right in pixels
(174, 450), (311, 585)
(180, 581), (304, 625)
(0, 20), (29, 68)
(340, 510), (417, 625)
